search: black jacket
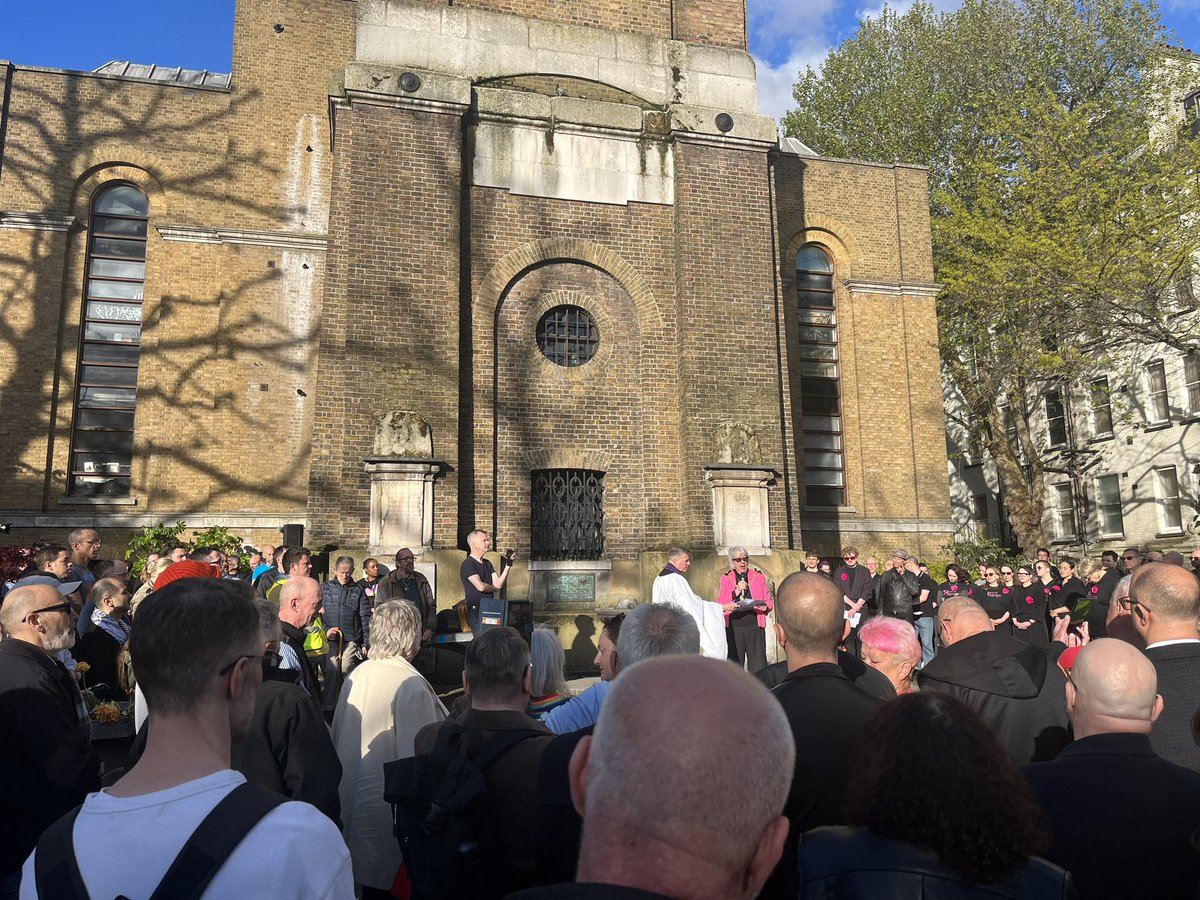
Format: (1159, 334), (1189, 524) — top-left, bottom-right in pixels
(877, 568), (920, 621)
(72, 625), (126, 701)
(918, 631), (1070, 765)
(1144, 642), (1200, 772)
(320, 578), (371, 647)
(796, 827), (1073, 899)
(756, 651), (896, 702)
(0, 639), (101, 879)
(762, 662), (881, 900)
(1086, 568), (1122, 637)
(231, 666), (342, 827)
(282, 619), (323, 704)
(1023, 732), (1200, 900)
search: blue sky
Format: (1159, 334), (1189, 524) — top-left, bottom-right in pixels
(1, 0), (1197, 123)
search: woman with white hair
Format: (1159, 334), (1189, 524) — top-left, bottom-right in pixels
(332, 601), (447, 899)
(716, 545), (773, 673)
(528, 625), (573, 719)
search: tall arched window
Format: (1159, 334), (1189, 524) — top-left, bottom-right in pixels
(68, 184), (149, 497)
(796, 245), (844, 507)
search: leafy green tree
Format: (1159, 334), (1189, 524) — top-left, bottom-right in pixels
(784, 0), (1200, 551)
(125, 522), (187, 578)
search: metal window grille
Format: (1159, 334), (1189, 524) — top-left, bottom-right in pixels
(536, 305), (599, 367)
(530, 469), (605, 560)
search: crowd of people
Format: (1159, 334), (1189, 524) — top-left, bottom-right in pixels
(2, 526), (1200, 899)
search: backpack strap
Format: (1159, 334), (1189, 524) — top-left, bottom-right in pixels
(34, 806), (89, 900)
(147, 782), (286, 900)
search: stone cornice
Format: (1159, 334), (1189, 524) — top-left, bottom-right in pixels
(0, 212), (77, 232)
(844, 279), (943, 299)
(155, 225), (328, 251)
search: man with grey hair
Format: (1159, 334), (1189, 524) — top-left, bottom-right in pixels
(543, 601), (701, 735)
(718, 546), (773, 673)
(532, 603), (703, 885)
(460, 529), (514, 634)
(651, 546), (726, 659)
(0, 584), (100, 894)
(1127, 562), (1200, 771)
(513, 656), (794, 899)
(1023, 639), (1200, 899)
(763, 572), (880, 899)
(411, 627), (552, 896)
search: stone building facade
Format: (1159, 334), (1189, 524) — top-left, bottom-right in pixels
(0, 0), (952, 615)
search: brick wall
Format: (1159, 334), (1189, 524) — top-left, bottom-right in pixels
(307, 100), (465, 548)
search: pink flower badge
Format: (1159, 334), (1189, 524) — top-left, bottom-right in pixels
(1090, 585), (1099, 595)
(840, 573), (848, 581)
(1026, 597), (1034, 604)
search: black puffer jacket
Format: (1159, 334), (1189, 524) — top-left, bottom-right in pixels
(797, 827), (1074, 899)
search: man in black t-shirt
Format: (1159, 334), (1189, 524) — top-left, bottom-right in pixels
(913, 561), (939, 667)
(460, 529), (514, 633)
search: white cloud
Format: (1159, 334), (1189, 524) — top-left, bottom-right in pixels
(754, 48), (831, 124)
(748, 0), (840, 59)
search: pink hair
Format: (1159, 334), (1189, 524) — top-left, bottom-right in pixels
(859, 615), (921, 664)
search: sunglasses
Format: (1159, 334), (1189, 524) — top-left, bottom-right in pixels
(731, 556), (749, 563)
(1000, 569), (1013, 575)
(843, 554), (857, 560)
(24, 602), (73, 621)
(1122, 556), (1139, 561)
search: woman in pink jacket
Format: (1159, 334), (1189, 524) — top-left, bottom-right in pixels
(716, 546), (774, 674)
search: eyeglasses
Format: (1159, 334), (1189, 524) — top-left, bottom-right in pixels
(397, 556), (415, 562)
(218, 654), (263, 676)
(732, 556), (749, 563)
(843, 554), (857, 560)
(1116, 596), (1150, 613)
(1000, 569), (1013, 575)
(1018, 571), (1032, 577)
(24, 602), (73, 621)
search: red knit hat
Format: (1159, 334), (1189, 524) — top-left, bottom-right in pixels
(153, 560), (222, 590)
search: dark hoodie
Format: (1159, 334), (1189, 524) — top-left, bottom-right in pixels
(918, 631), (1071, 765)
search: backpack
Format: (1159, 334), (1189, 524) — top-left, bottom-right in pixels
(384, 724), (544, 900)
(34, 782), (284, 900)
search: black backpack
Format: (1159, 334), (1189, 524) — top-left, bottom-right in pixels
(384, 724), (544, 900)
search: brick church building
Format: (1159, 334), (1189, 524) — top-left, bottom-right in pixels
(0, 0), (952, 609)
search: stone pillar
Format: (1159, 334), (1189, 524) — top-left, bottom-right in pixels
(364, 458), (444, 555)
(704, 465), (777, 555)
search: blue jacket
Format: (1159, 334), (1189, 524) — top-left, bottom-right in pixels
(320, 578), (371, 647)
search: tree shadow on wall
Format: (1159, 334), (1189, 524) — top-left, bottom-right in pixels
(0, 72), (324, 515)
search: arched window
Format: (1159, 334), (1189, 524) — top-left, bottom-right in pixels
(795, 245), (844, 507)
(68, 184), (149, 497)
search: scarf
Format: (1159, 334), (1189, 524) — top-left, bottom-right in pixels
(91, 607), (131, 643)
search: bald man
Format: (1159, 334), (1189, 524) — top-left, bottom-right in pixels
(277, 576), (323, 703)
(1022, 640), (1200, 900)
(919, 597), (1069, 764)
(761, 572), (880, 899)
(1127, 562), (1200, 771)
(0, 585), (101, 893)
(512, 656), (794, 900)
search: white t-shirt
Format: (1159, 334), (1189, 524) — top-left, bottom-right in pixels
(21, 769), (354, 900)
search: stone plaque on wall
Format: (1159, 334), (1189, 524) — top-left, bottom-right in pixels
(704, 465), (776, 555)
(545, 572), (596, 603)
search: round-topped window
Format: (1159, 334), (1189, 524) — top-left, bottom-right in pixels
(536, 305), (599, 367)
